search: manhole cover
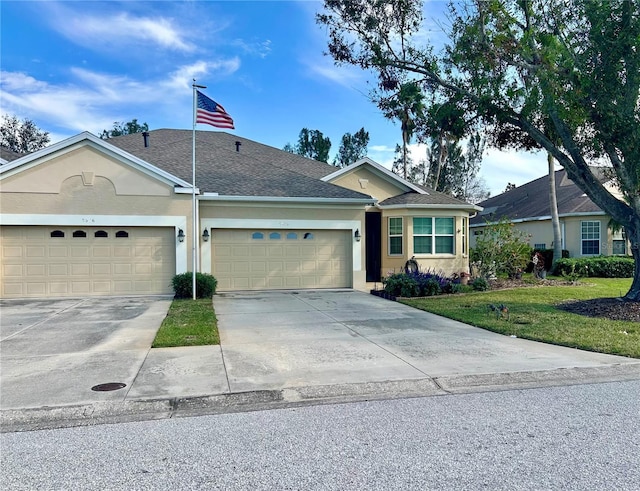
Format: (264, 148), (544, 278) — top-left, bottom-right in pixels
(91, 382), (127, 392)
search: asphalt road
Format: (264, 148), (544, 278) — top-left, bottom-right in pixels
(2, 380), (639, 490)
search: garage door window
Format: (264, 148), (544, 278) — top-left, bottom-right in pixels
(116, 231), (129, 238)
(73, 230), (87, 238)
(252, 232), (264, 239)
(269, 232), (281, 240)
(95, 230), (108, 238)
(304, 233), (314, 240)
(51, 230), (65, 238)
(286, 232), (298, 240)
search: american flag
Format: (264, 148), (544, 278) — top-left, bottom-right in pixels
(196, 91), (235, 129)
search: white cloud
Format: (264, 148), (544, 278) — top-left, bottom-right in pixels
(480, 148), (547, 196)
(231, 39), (272, 58)
(164, 60), (241, 91)
(305, 59), (365, 88)
(54, 9), (195, 52)
(0, 60), (238, 137)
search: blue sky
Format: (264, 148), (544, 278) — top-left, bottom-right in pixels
(1, 0), (547, 195)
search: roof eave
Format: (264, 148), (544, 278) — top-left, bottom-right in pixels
(200, 194), (377, 205)
(380, 203), (483, 212)
(470, 210), (607, 227)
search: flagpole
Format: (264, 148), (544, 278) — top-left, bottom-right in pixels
(192, 80), (207, 300)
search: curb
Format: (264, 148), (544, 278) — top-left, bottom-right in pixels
(2, 363), (639, 433)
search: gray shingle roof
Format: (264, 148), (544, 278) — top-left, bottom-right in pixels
(470, 169), (604, 225)
(0, 146), (26, 163)
(106, 129), (372, 200)
(380, 190), (475, 207)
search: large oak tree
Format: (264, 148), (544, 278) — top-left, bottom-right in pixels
(318, 0), (640, 301)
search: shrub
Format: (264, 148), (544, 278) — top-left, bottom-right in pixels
(553, 256), (634, 278)
(471, 277), (489, 291)
(383, 268), (449, 297)
(383, 273), (419, 297)
(172, 272), (218, 299)
(471, 217), (532, 279)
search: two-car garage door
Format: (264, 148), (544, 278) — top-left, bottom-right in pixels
(212, 229), (352, 291)
(0, 226), (175, 298)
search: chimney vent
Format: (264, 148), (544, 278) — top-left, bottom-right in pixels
(235, 141), (242, 152)
(142, 131), (150, 148)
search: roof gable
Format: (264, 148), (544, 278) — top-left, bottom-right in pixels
(322, 157), (426, 195)
(0, 132), (193, 190)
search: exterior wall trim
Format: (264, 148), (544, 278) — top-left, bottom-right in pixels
(200, 194), (375, 205)
(470, 211), (608, 228)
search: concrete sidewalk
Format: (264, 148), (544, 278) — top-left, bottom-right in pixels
(2, 290), (639, 431)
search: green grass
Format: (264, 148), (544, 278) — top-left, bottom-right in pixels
(401, 277), (640, 359)
(152, 298), (219, 348)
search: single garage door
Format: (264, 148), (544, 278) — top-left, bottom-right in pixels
(0, 226), (175, 298)
(212, 229), (352, 291)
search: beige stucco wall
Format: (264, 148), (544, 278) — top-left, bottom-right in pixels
(330, 167), (408, 202)
(1, 145), (193, 273)
(470, 214), (630, 258)
(380, 208), (470, 278)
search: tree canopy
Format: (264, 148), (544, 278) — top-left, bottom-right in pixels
(99, 119), (149, 139)
(283, 128), (332, 163)
(0, 114), (50, 154)
(333, 127), (370, 167)
(318, 0), (640, 301)
(284, 127), (370, 166)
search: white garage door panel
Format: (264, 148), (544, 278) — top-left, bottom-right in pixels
(213, 229), (352, 291)
(0, 226), (175, 298)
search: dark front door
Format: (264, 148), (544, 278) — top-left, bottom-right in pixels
(365, 212), (382, 282)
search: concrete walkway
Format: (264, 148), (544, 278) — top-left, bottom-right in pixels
(1, 290), (639, 431)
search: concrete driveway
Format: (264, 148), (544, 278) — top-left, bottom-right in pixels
(215, 290), (638, 392)
(0, 297), (171, 409)
(1, 290), (638, 416)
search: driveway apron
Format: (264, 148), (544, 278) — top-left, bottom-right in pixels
(214, 290), (635, 392)
(0, 297), (171, 409)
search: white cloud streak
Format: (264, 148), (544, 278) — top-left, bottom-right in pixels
(54, 10), (195, 52)
(0, 58), (240, 139)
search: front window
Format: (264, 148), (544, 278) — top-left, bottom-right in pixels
(413, 217), (454, 255)
(581, 221), (600, 255)
(462, 217), (467, 255)
(612, 229), (627, 255)
(389, 217), (403, 255)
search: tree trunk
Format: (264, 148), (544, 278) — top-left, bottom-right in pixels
(625, 224), (640, 301)
(548, 153), (563, 268)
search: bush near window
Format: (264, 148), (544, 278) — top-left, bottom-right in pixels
(172, 272), (218, 299)
(382, 270), (485, 298)
(553, 256), (634, 278)
(471, 217), (532, 279)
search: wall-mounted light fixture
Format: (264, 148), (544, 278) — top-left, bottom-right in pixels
(354, 229), (361, 242)
(202, 229), (210, 242)
(177, 229), (185, 243)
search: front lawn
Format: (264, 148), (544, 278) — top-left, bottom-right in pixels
(152, 298), (219, 348)
(401, 278), (639, 359)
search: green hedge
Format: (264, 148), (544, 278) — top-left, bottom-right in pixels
(172, 272), (218, 298)
(553, 256), (634, 278)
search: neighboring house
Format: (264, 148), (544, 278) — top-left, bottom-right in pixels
(470, 168), (630, 258)
(0, 130), (480, 298)
(0, 146), (26, 165)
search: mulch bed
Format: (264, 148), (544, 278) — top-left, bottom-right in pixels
(491, 278), (640, 322)
(557, 298), (640, 322)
